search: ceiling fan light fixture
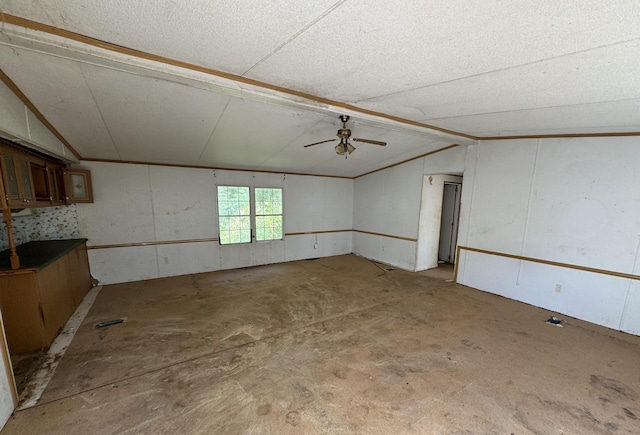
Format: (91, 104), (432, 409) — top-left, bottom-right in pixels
(304, 114), (386, 157)
(346, 142), (356, 154)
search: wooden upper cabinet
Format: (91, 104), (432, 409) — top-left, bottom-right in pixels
(0, 140), (93, 209)
(1, 152), (35, 208)
(0, 164), (6, 210)
(48, 163), (67, 206)
(62, 168), (93, 203)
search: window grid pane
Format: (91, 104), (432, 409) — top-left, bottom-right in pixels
(255, 188), (283, 241)
(217, 186), (251, 244)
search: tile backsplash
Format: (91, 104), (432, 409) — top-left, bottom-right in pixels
(0, 205), (81, 250)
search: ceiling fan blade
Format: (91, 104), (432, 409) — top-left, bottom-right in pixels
(303, 138), (337, 148)
(352, 138), (387, 146)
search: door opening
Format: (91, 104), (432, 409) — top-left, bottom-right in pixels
(438, 182), (462, 264)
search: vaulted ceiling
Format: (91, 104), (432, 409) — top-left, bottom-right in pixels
(0, 1), (639, 177)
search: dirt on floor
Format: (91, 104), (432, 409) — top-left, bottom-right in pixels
(4, 254), (640, 434)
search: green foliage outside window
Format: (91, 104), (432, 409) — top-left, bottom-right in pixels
(217, 186), (283, 244)
(255, 188), (283, 241)
(217, 186), (251, 244)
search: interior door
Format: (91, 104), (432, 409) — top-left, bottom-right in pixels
(438, 183), (459, 263)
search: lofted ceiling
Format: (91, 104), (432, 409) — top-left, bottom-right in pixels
(0, 1), (639, 177)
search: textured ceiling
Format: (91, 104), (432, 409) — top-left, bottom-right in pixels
(0, 1), (639, 176)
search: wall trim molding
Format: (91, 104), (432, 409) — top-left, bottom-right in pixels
(81, 158), (352, 179)
(355, 144), (460, 178)
(87, 238), (219, 250)
(86, 229), (417, 249)
(480, 132), (640, 141)
(353, 229), (417, 242)
(454, 245), (640, 282)
(285, 230), (351, 236)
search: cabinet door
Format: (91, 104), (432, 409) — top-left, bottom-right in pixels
(30, 161), (52, 204)
(17, 158), (34, 204)
(0, 163), (6, 210)
(48, 164), (66, 206)
(63, 168), (93, 203)
(1, 154), (26, 208)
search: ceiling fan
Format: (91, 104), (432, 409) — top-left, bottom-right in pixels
(303, 115), (386, 157)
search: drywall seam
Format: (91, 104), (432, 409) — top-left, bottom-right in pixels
(516, 139), (541, 285)
(467, 145), (478, 248)
(619, 236), (640, 330)
(147, 165), (160, 279)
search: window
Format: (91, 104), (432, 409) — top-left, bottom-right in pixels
(217, 186), (251, 244)
(216, 186), (284, 244)
(255, 188), (283, 241)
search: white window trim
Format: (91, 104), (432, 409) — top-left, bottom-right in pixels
(216, 184), (284, 245)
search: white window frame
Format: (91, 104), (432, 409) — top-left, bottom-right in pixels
(216, 185), (252, 245)
(216, 185), (284, 245)
(254, 187), (284, 242)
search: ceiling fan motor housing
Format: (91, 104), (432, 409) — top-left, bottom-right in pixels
(337, 128), (351, 139)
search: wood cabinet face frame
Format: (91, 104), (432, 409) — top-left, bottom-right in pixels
(0, 163), (6, 210)
(63, 168), (93, 203)
(0, 140), (93, 209)
(0, 151), (35, 208)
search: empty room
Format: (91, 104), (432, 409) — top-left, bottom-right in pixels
(0, 1), (639, 434)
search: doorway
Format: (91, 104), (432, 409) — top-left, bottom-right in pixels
(415, 174), (463, 271)
(438, 182), (462, 264)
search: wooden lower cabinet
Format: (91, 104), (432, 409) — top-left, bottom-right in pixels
(0, 241), (92, 355)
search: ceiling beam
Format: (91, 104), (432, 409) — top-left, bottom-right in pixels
(479, 131), (640, 140)
(0, 13), (478, 142)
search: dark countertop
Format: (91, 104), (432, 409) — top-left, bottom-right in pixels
(0, 239), (88, 272)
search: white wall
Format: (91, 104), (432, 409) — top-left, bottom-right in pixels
(352, 146), (466, 270)
(456, 138), (640, 335)
(76, 161), (353, 284)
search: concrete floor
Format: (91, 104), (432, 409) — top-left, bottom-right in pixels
(4, 254), (640, 434)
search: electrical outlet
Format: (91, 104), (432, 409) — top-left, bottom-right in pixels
(555, 284), (562, 293)
(163, 256), (169, 264)
(314, 243), (318, 249)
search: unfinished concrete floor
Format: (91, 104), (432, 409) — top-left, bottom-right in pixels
(4, 254), (640, 434)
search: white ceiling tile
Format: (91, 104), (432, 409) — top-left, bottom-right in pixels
(246, 1), (640, 101)
(79, 63), (230, 164)
(432, 99), (640, 137)
(3, 0), (342, 75)
(199, 98), (330, 168)
(0, 44), (119, 159)
(2, 1), (640, 177)
(0, 78), (29, 140)
(359, 41), (640, 121)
